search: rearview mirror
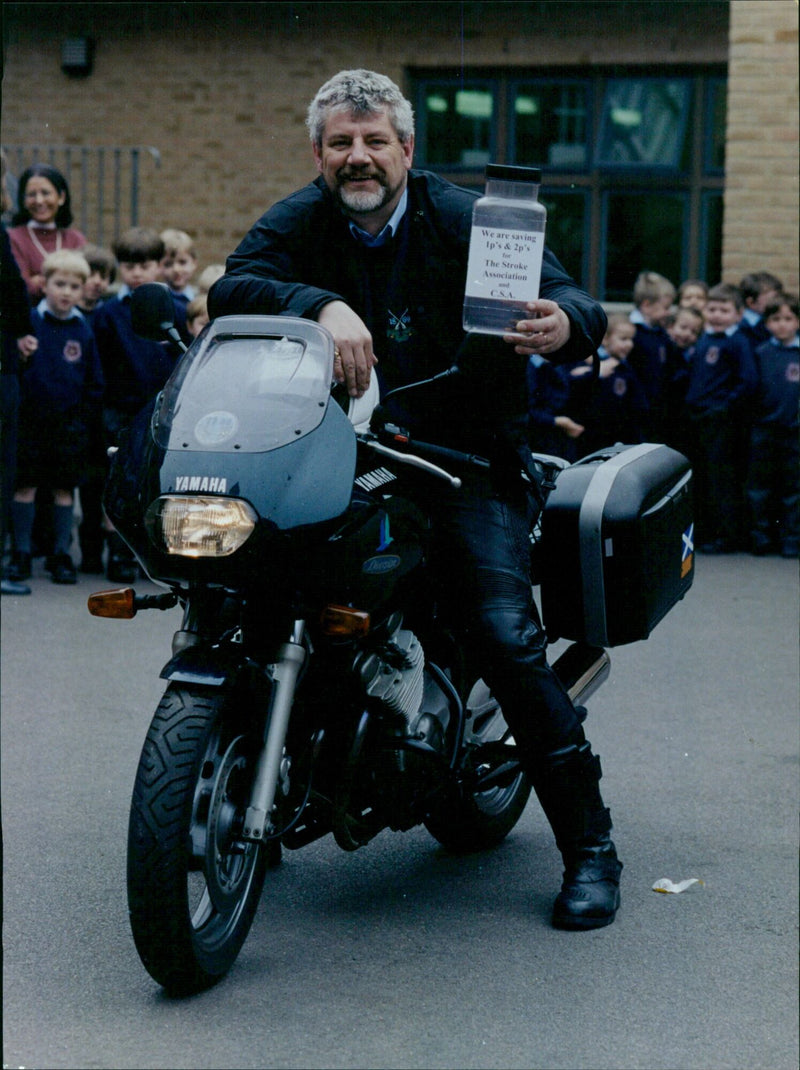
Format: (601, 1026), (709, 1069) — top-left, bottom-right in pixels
(130, 283), (186, 350)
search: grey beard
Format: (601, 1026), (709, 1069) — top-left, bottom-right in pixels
(337, 183), (388, 214)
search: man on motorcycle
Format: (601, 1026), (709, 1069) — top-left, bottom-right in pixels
(208, 69), (621, 930)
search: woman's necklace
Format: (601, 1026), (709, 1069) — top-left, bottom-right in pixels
(26, 219), (61, 259)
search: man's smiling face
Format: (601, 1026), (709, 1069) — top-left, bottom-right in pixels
(313, 108), (413, 233)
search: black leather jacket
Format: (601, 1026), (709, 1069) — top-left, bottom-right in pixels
(209, 170), (606, 450)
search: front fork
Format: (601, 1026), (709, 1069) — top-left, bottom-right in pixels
(241, 621), (307, 843)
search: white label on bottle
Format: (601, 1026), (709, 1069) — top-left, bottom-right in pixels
(464, 225), (544, 303)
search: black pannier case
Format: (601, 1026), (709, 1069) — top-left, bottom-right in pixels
(539, 443), (694, 647)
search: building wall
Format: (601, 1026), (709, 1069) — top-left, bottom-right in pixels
(724, 0), (799, 291)
(2, 1), (730, 271)
(3, 1), (796, 294)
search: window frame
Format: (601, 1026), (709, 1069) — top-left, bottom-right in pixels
(409, 66), (726, 299)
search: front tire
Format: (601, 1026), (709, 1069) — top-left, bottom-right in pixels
(127, 684), (269, 994)
(424, 679), (531, 852)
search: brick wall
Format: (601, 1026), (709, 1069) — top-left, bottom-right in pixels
(724, 1), (799, 292)
(2, 1), (732, 275)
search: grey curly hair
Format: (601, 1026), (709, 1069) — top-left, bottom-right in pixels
(306, 69), (415, 147)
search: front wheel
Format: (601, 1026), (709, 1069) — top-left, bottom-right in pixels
(424, 679), (531, 852)
(127, 684), (270, 994)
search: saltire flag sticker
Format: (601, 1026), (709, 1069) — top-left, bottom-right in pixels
(681, 523), (694, 578)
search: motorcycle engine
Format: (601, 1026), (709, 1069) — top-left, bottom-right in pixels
(353, 620), (451, 755)
(355, 626), (424, 728)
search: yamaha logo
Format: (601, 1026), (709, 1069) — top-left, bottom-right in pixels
(174, 476), (228, 493)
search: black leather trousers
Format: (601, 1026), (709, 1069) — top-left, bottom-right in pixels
(426, 467), (585, 765)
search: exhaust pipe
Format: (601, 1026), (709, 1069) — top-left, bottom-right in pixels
(552, 642), (611, 707)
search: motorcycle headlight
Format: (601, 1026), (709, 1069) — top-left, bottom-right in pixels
(146, 496), (257, 557)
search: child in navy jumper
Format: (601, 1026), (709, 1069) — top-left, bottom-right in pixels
(663, 306), (704, 453)
(77, 244), (117, 322)
(563, 314), (650, 459)
(744, 293), (800, 557)
(738, 271), (783, 353)
(628, 270), (682, 439)
(526, 354), (581, 460)
(93, 227), (175, 581)
(160, 228), (198, 344)
(75, 244), (117, 572)
(94, 228), (173, 441)
(682, 282), (758, 552)
(527, 315), (649, 462)
(8, 250), (103, 585)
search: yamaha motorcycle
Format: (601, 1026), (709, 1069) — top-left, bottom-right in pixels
(89, 283), (614, 995)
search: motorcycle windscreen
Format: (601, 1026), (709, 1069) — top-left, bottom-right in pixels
(152, 315), (335, 453)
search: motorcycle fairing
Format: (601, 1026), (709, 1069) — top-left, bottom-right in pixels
(153, 316), (336, 454)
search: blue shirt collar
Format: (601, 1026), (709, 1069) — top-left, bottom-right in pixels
(704, 323), (740, 338)
(771, 333), (800, 349)
(348, 190), (408, 247)
(629, 308), (661, 329)
(36, 297), (84, 322)
(742, 308), (761, 327)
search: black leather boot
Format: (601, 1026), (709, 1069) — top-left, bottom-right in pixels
(531, 737), (622, 930)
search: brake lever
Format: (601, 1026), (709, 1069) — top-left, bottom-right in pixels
(357, 434), (462, 489)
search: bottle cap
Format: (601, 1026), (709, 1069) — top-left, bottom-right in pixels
(485, 164), (542, 183)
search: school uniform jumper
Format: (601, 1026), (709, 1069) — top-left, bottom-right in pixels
(745, 334), (800, 555)
(683, 325), (758, 549)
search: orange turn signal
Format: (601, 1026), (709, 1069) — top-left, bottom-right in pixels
(319, 604), (371, 638)
(87, 587), (137, 619)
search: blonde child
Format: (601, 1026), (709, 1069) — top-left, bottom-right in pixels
(185, 293), (210, 337)
(628, 270), (681, 438)
(196, 263), (225, 293)
(160, 228), (199, 343)
(8, 250), (103, 584)
(567, 313), (650, 457)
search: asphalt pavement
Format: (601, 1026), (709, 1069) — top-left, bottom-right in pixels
(1, 550), (798, 1070)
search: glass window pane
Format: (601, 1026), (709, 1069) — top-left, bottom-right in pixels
(512, 82), (589, 169)
(603, 192), (686, 302)
(419, 81), (495, 168)
(540, 191), (588, 285)
(596, 79), (691, 169)
(701, 192), (724, 283)
(706, 78), (727, 172)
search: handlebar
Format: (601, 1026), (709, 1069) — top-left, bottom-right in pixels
(357, 414), (498, 488)
(357, 434), (465, 489)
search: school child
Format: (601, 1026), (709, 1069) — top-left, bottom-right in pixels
(77, 244), (117, 320)
(627, 270), (682, 439)
(676, 278), (709, 313)
(93, 227), (175, 582)
(185, 292), (210, 337)
(565, 314), (650, 458)
(7, 250), (103, 585)
(663, 306), (704, 452)
(73, 245), (118, 571)
(682, 282), (758, 553)
(526, 354), (583, 461)
(738, 271), (783, 351)
(196, 263), (225, 294)
(160, 228), (198, 343)
(666, 306), (705, 354)
(744, 294), (800, 557)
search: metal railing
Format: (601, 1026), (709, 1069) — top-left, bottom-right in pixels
(1, 144), (161, 245)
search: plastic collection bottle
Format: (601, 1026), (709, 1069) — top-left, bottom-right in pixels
(463, 164), (547, 336)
